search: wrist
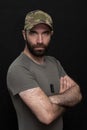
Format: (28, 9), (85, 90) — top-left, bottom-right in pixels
(49, 95), (60, 104)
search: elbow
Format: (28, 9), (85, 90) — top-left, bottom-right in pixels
(78, 92), (82, 102)
(73, 91), (82, 106)
(77, 86), (83, 103)
(39, 113), (54, 125)
(75, 86), (83, 104)
(74, 91), (82, 106)
(44, 115), (54, 125)
(74, 93), (82, 106)
(41, 119), (52, 125)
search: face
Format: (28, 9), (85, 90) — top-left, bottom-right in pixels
(23, 23), (53, 57)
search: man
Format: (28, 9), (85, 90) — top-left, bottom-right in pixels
(7, 10), (82, 130)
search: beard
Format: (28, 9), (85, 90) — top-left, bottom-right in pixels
(25, 39), (50, 57)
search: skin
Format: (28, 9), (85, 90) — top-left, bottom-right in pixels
(22, 24), (53, 64)
(19, 23), (82, 124)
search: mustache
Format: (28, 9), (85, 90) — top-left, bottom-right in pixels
(33, 43), (46, 48)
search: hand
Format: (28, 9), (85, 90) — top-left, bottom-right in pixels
(59, 75), (76, 94)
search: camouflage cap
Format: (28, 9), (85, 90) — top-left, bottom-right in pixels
(24, 10), (53, 30)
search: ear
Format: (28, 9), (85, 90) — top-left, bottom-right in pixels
(51, 30), (54, 36)
(22, 30), (26, 40)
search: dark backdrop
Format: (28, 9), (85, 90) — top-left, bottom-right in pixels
(0, 0), (87, 130)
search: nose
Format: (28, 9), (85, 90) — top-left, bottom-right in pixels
(37, 34), (43, 43)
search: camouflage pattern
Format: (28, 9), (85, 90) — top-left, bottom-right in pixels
(24, 10), (53, 30)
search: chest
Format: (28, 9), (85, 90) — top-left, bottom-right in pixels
(32, 65), (60, 96)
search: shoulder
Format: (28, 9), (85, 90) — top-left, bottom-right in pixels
(45, 55), (61, 65)
(7, 53), (32, 72)
(46, 55), (66, 76)
(7, 53), (28, 79)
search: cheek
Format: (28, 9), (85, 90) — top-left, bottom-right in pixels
(44, 37), (51, 44)
(27, 37), (36, 44)
(30, 39), (37, 45)
(28, 37), (37, 43)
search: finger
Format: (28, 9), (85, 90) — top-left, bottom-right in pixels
(63, 77), (67, 89)
(59, 77), (64, 93)
(65, 75), (76, 88)
(64, 76), (71, 89)
(60, 77), (68, 93)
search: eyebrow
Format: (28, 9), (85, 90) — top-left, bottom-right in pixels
(29, 30), (51, 33)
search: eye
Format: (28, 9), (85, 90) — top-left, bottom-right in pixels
(43, 31), (51, 35)
(28, 30), (37, 35)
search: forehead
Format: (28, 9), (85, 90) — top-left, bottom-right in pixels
(31, 23), (51, 31)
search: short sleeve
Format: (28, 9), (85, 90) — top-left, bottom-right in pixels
(7, 65), (39, 95)
(56, 60), (67, 78)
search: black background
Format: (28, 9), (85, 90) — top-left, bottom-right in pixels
(0, 0), (87, 130)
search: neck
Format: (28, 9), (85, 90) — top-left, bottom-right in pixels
(23, 49), (45, 64)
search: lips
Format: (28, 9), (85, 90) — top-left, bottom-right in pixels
(34, 47), (45, 50)
(33, 45), (45, 49)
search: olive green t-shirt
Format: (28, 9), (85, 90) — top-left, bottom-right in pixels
(7, 53), (66, 130)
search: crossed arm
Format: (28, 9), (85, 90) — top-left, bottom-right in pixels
(49, 75), (82, 107)
(19, 75), (82, 124)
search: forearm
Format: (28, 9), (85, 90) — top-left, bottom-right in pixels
(49, 100), (65, 120)
(19, 87), (65, 124)
(49, 85), (82, 107)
